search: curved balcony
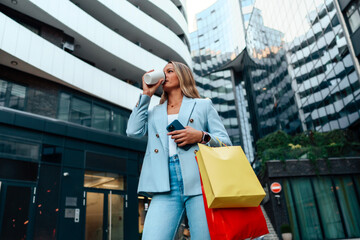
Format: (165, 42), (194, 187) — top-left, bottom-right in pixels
(72, 0), (191, 67)
(128, 0), (190, 49)
(0, 0), (170, 85)
(0, 12), (160, 110)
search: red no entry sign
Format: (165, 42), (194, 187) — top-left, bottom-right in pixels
(270, 182), (282, 194)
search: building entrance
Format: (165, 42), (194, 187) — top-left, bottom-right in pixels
(84, 189), (125, 240)
(0, 180), (36, 239)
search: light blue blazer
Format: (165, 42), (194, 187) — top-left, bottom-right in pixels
(126, 94), (232, 196)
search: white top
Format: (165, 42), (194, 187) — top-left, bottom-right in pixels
(168, 114), (179, 157)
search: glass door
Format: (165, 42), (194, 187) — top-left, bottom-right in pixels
(108, 191), (124, 240)
(84, 190), (125, 240)
(0, 181), (35, 240)
(85, 192), (104, 240)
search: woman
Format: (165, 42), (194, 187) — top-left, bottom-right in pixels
(127, 61), (231, 240)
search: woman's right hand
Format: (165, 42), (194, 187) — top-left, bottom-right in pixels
(142, 70), (164, 97)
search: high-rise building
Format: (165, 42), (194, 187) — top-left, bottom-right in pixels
(190, 0), (255, 161)
(0, 0), (190, 239)
(191, 0), (360, 238)
(243, 7), (302, 141)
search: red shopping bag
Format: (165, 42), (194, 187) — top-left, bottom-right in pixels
(200, 172), (269, 239)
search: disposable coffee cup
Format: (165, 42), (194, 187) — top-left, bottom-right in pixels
(144, 71), (165, 85)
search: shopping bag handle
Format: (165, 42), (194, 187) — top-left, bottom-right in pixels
(216, 137), (227, 147)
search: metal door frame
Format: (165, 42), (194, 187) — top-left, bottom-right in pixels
(84, 188), (126, 240)
(0, 180), (36, 240)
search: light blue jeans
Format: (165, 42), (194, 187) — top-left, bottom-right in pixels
(141, 154), (211, 240)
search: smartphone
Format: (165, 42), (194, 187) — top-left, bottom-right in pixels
(166, 119), (192, 151)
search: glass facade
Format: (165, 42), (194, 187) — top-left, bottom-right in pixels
(247, 0), (360, 133)
(191, 0), (360, 155)
(191, 1), (360, 236)
(243, 7), (302, 139)
(284, 175), (360, 239)
(240, 0), (255, 29)
(0, 79), (26, 110)
(57, 93), (129, 134)
(0, 77), (130, 136)
(192, 0), (245, 76)
(190, 0), (255, 161)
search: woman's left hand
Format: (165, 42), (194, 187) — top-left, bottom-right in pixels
(167, 126), (203, 147)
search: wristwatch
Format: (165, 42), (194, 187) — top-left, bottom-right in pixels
(201, 131), (211, 144)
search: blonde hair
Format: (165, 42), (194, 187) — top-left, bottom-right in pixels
(160, 61), (201, 104)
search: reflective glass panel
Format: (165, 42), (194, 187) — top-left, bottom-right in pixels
(283, 180), (301, 240)
(69, 97), (91, 127)
(84, 171), (125, 190)
(0, 139), (39, 161)
(92, 105), (110, 131)
(0, 185), (31, 240)
(291, 178), (322, 239)
(0, 79), (7, 107)
(312, 176), (345, 238)
(85, 192), (104, 240)
(112, 112), (127, 135)
(58, 93), (71, 121)
(33, 164), (61, 239)
(109, 193), (124, 240)
(8, 83), (26, 110)
(334, 176), (360, 237)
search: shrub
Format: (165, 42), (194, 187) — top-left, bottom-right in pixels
(256, 129), (360, 172)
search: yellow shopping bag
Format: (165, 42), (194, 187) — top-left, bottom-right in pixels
(196, 143), (266, 208)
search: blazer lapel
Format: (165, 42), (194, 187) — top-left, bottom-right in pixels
(178, 96), (196, 127)
(154, 96), (196, 156)
(154, 100), (169, 155)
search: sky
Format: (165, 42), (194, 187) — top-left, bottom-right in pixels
(186, 0), (217, 33)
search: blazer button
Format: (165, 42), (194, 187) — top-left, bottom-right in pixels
(189, 118), (194, 123)
(156, 134), (159, 138)
(194, 149), (198, 154)
(154, 149), (159, 153)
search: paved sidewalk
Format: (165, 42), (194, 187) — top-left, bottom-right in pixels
(261, 205), (279, 240)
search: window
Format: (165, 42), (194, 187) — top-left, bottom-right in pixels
(0, 158), (38, 181)
(0, 138), (39, 161)
(58, 93), (71, 121)
(0, 80), (7, 106)
(57, 92), (130, 134)
(112, 112), (128, 135)
(346, 0), (360, 33)
(92, 104), (110, 131)
(0, 79), (27, 110)
(84, 171), (125, 190)
(69, 97), (91, 127)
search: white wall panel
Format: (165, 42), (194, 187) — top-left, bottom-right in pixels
(52, 48), (65, 81)
(150, 0), (189, 40)
(47, 0), (60, 18)
(39, 40), (55, 75)
(0, 14), (5, 47)
(63, 53), (75, 84)
(15, 25), (31, 62)
(28, 33), (42, 67)
(2, 17), (18, 55)
(73, 60), (84, 87)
